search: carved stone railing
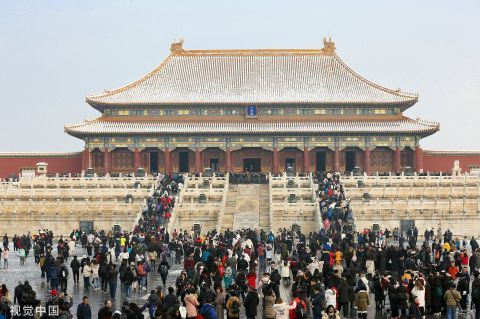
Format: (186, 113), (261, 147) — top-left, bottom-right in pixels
(342, 172), (480, 188)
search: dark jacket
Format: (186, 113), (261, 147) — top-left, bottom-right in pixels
(164, 293), (179, 311)
(243, 291), (259, 317)
(395, 285), (408, 309)
(311, 291), (326, 316)
(107, 268), (118, 282)
(98, 306), (112, 319)
(70, 258), (80, 271)
(76, 302), (92, 319)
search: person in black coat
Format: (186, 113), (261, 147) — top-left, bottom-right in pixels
(164, 287), (180, 313)
(395, 280), (409, 317)
(311, 286), (325, 318)
(457, 271), (470, 312)
(243, 286), (259, 319)
(76, 296), (92, 319)
(70, 256), (81, 284)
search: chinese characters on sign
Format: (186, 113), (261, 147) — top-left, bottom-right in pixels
(10, 305), (59, 317)
(245, 105), (257, 118)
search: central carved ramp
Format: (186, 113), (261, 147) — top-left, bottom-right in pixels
(232, 184), (260, 230)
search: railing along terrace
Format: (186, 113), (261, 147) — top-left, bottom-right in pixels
(341, 172), (480, 188)
(352, 196), (480, 215)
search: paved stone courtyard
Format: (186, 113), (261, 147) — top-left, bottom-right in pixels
(2, 241), (478, 318)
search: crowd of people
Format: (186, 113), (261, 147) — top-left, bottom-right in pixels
(0, 172), (479, 319)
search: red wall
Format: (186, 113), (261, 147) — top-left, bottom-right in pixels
(1, 150), (480, 177)
(0, 153), (82, 178)
(423, 151), (480, 173)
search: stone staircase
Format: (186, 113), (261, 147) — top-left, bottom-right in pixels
(258, 184), (270, 230)
(232, 185), (260, 230)
(221, 184), (238, 231)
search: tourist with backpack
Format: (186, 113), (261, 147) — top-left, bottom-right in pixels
(158, 257), (170, 288)
(225, 291), (241, 319)
(289, 293), (307, 319)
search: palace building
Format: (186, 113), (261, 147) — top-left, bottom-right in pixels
(64, 39), (440, 175)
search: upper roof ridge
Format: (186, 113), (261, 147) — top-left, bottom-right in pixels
(85, 39), (418, 108)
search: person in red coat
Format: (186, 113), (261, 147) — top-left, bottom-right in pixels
(246, 270), (257, 289)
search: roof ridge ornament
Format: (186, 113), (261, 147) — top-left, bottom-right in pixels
(322, 37), (335, 55)
(170, 38), (184, 53)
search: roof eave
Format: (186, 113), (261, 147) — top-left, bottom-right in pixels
(84, 99), (418, 109)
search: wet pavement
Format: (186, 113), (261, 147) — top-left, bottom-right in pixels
(2, 241), (479, 318)
(0, 242), (183, 316)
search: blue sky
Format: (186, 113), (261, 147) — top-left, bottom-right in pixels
(1, 0), (479, 151)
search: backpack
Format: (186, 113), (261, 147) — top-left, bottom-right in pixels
(230, 299), (240, 314)
(295, 300), (306, 319)
(160, 265), (168, 276)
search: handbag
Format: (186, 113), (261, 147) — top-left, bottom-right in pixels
(449, 289), (461, 308)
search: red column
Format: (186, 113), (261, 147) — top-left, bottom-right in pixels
(272, 147), (279, 174)
(103, 148), (110, 174)
(334, 147), (340, 172)
(164, 147), (172, 174)
(303, 147), (309, 173)
(134, 148), (140, 171)
(82, 148), (89, 171)
(225, 147), (231, 172)
(394, 147), (401, 173)
(195, 148), (202, 172)
(415, 146), (423, 173)
(364, 147), (371, 175)
(88, 151), (92, 169)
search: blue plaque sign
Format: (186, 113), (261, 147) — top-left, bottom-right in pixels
(246, 105), (258, 118)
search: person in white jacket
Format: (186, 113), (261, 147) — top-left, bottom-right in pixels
(82, 261), (92, 288)
(281, 260), (291, 285)
(411, 279), (426, 318)
(91, 260), (100, 290)
(325, 286), (337, 309)
(273, 298), (296, 319)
